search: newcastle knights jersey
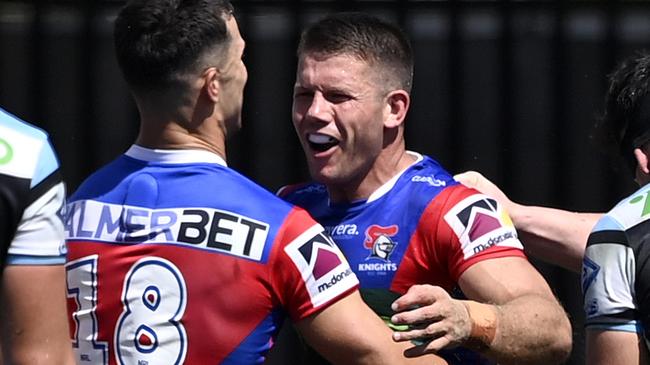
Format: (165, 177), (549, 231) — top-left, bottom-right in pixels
(65, 145), (358, 365)
(279, 152), (525, 364)
(582, 182), (650, 350)
(0, 107), (66, 269)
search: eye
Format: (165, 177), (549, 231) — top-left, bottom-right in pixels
(293, 90), (313, 99)
(325, 92), (352, 104)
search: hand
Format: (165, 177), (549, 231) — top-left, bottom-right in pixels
(390, 285), (472, 357)
(453, 171), (514, 211)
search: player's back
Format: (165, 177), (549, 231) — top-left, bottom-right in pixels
(65, 146), (323, 364)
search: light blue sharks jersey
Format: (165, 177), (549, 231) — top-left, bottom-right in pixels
(583, 183), (650, 349)
(0, 107), (66, 268)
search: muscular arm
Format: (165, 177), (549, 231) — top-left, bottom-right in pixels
(295, 291), (448, 365)
(392, 257), (571, 365)
(509, 206), (600, 272)
(586, 329), (648, 365)
(1, 265), (75, 365)
(455, 171), (601, 272)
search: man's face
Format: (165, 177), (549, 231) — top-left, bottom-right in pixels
(292, 53), (388, 187)
(218, 16), (248, 134)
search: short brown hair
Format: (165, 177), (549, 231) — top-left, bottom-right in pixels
(297, 12), (414, 93)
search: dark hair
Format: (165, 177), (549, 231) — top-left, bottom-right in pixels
(297, 12), (413, 93)
(594, 51), (650, 172)
(114, 0), (234, 92)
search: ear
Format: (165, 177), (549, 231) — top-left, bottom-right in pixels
(383, 90), (410, 129)
(634, 147), (650, 175)
(202, 67), (220, 103)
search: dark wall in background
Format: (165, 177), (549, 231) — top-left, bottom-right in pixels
(2, 1), (650, 364)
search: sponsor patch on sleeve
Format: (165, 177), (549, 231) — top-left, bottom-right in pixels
(285, 224), (359, 308)
(443, 194), (523, 259)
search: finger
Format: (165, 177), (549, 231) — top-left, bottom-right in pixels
(391, 285), (446, 311)
(453, 171), (481, 187)
(391, 303), (444, 325)
(392, 320), (447, 342)
(403, 336), (453, 358)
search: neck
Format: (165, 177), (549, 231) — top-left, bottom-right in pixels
(134, 97), (227, 161)
(328, 147), (416, 203)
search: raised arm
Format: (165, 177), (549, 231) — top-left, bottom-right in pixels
(454, 171), (601, 272)
(391, 257), (572, 365)
(296, 291), (448, 365)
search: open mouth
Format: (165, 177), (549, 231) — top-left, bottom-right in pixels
(307, 133), (339, 152)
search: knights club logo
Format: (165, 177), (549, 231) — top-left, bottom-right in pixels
(364, 225), (399, 261)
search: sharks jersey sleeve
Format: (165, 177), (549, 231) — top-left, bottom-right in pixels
(0, 107), (66, 268)
(582, 184), (650, 338)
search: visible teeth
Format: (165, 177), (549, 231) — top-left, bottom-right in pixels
(308, 133), (337, 144)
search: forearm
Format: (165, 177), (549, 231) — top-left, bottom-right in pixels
(298, 292), (447, 365)
(509, 203), (601, 272)
(463, 294), (572, 365)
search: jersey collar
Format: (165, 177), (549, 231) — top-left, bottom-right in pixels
(125, 144), (227, 167)
(365, 151), (422, 203)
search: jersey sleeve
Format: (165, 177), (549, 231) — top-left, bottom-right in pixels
(433, 185), (525, 281)
(0, 121), (66, 265)
(9, 180), (66, 264)
(582, 214), (640, 333)
(270, 207), (359, 322)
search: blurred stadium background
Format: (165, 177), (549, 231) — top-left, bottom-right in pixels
(2, 1), (650, 364)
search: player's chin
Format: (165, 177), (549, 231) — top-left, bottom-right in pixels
(308, 165), (339, 186)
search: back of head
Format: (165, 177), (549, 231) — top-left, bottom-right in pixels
(297, 12), (413, 94)
(114, 0), (234, 95)
(596, 51), (650, 172)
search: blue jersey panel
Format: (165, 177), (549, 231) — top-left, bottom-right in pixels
(283, 156), (458, 290)
(70, 155), (294, 265)
(222, 309), (285, 365)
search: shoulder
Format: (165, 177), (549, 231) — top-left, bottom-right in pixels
(0, 108), (59, 184)
(599, 185), (650, 232)
(406, 154), (456, 187)
(277, 181), (327, 206)
(405, 156), (483, 214)
(393, 155), (459, 205)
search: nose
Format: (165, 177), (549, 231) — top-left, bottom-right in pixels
(305, 92), (330, 121)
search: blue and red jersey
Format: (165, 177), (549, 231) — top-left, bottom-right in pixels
(280, 152), (525, 364)
(65, 145), (358, 365)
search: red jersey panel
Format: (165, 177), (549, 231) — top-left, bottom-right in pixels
(65, 146), (359, 365)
